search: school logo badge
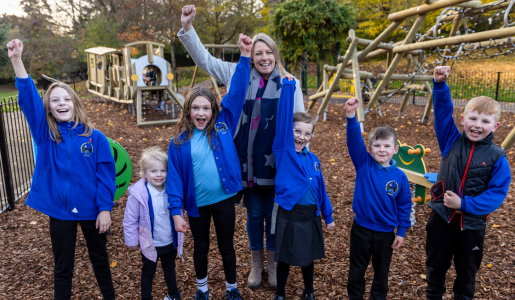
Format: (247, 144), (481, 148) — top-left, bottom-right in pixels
(386, 180), (399, 196)
(215, 122), (229, 134)
(81, 139), (94, 157)
(314, 162), (320, 172)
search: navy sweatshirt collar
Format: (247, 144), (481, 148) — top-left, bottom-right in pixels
(373, 158), (397, 172)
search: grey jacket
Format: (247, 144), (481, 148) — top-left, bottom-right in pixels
(177, 27), (305, 137)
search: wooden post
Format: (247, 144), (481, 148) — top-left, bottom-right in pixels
(211, 76), (222, 100)
(137, 88), (142, 124)
(388, 0), (470, 21)
(307, 67), (329, 111)
(396, 93), (412, 120)
(501, 126), (515, 150)
(367, 14), (427, 112)
(190, 65), (199, 90)
(393, 26), (515, 53)
(349, 30), (364, 129)
(317, 31), (360, 118)
(421, 81), (433, 124)
(357, 20), (403, 61)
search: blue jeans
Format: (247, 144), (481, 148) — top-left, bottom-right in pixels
(244, 188), (275, 251)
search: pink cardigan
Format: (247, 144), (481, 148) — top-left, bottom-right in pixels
(123, 177), (184, 262)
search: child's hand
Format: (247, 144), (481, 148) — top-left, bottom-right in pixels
(284, 74), (295, 81)
(128, 245), (139, 251)
(443, 190), (461, 210)
(345, 97), (360, 118)
(434, 66), (450, 82)
(326, 222), (336, 231)
(173, 215), (189, 233)
(238, 33), (253, 57)
(96, 211), (112, 234)
(392, 235), (404, 249)
(181, 5), (196, 32)
(7, 39), (23, 61)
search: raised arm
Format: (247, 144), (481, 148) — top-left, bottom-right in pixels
(272, 78), (296, 152)
(432, 66), (460, 157)
(219, 34), (252, 135)
(345, 97), (369, 170)
(178, 5), (236, 86)
(9, 39), (49, 146)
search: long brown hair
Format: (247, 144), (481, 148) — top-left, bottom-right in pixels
(251, 33), (288, 77)
(173, 87), (220, 149)
(43, 82), (94, 143)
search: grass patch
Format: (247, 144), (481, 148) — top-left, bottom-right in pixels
(173, 66), (213, 89)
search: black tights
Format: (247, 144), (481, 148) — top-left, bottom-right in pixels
(276, 261), (314, 297)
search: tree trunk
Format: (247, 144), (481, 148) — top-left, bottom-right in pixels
(170, 37), (177, 71)
(291, 51), (307, 81)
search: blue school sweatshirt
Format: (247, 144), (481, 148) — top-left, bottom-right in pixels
(272, 78), (333, 224)
(346, 116), (411, 237)
(166, 56), (251, 217)
(432, 80), (511, 215)
(16, 76), (116, 220)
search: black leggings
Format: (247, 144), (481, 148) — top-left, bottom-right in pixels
(189, 197), (236, 284)
(141, 243), (178, 299)
(276, 261), (314, 297)
(49, 217), (115, 300)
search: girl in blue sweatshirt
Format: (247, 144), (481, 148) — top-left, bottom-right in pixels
(166, 34), (251, 300)
(271, 78), (335, 300)
(8, 39), (116, 299)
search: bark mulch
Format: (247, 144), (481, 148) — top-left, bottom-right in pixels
(1, 91), (515, 299)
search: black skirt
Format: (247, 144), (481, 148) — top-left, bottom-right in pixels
(274, 204), (325, 267)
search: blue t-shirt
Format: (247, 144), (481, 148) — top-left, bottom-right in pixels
(296, 150), (317, 206)
(191, 128), (236, 207)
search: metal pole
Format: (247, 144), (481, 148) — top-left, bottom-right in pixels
(0, 108), (16, 210)
(495, 72), (501, 101)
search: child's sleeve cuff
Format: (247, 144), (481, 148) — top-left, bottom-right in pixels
(15, 75), (32, 82)
(171, 207), (182, 216)
(324, 215), (334, 225)
(432, 79), (448, 90)
(397, 227), (407, 237)
(460, 197), (466, 212)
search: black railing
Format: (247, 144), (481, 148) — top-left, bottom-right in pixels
(0, 94), (36, 213)
(373, 70), (515, 111)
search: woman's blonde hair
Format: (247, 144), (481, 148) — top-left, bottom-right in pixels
(251, 33), (288, 77)
(138, 146), (168, 177)
(43, 82), (94, 143)
(173, 87), (220, 149)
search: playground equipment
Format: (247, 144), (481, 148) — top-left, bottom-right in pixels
(85, 41), (185, 127)
(188, 43), (240, 99)
(392, 141), (435, 226)
(308, 0), (515, 133)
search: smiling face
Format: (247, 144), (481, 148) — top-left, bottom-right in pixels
(145, 159), (167, 191)
(369, 136), (399, 167)
(49, 87), (75, 122)
(462, 111), (500, 142)
(252, 41), (276, 80)
(293, 122), (314, 152)
(189, 96), (213, 131)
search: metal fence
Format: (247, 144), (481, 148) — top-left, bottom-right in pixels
(374, 70), (515, 111)
(0, 94), (37, 213)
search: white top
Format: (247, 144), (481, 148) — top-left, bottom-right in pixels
(147, 183), (173, 247)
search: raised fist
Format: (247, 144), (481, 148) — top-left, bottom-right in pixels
(434, 66), (451, 82)
(7, 39), (23, 61)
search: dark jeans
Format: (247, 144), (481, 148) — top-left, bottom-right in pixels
(347, 220), (395, 300)
(141, 243), (178, 300)
(189, 197), (237, 283)
(276, 261), (314, 297)
(49, 217), (115, 300)
(244, 188), (275, 250)
(426, 211), (485, 300)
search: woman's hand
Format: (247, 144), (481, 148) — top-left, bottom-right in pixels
(326, 222), (336, 231)
(96, 211), (112, 234)
(181, 5), (196, 33)
(284, 74), (295, 81)
(173, 215), (189, 233)
(391, 235), (405, 249)
(238, 33), (253, 57)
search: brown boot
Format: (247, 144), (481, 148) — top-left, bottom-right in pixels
(248, 249), (264, 289)
(266, 249), (277, 289)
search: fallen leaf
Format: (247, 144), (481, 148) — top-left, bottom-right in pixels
(110, 262), (117, 268)
(487, 264), (493, 267)
(420, 274), (426, 279)
(492, 224), (500, 228)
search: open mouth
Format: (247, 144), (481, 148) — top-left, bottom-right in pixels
(57, 109), (69, 114)
(197, 118), (206, 126)
(470, 129), (482, 137)
(260, 63), (271, 68)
